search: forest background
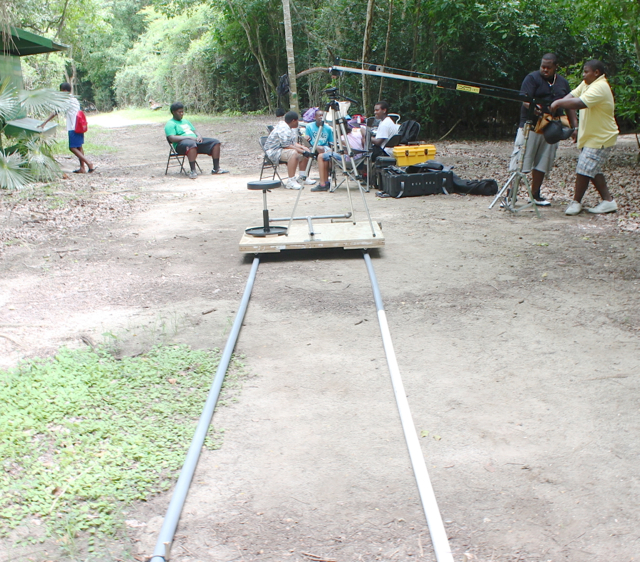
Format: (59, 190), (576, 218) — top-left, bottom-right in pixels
(3, 0), (640, 137)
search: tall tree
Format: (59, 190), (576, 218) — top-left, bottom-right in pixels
(377, 0), (394, 102)
(361, 0), (375, 112)
(281, 0), (298, 111)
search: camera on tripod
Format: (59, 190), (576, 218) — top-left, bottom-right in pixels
(323, 87), (339, 100)
(323, 87), (358, 105)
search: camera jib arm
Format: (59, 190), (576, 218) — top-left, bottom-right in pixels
(330, 58), (550, 121)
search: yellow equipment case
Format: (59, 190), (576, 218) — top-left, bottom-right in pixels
(392, 144), (437, 167)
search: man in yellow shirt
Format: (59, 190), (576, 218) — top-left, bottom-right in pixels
(550, 60), (619, 215)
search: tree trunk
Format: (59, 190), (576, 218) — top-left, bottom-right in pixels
(378, 0), (394, 102)
(0, 0), (12, 49)
(362, 0), (375, 113)
(408, 2), (421, 100)
(281, 0), (298, 112)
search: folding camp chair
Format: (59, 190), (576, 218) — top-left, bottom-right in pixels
(259, 136), (284, 182)
(328, 149), (370, 192)
(165, 138), (202, 176)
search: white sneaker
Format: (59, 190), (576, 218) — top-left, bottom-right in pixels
(587, 199), (618, 214)
(531, 197), (551, 207)
(284, 178), (301, 190)
(565, 201), (583, 216)
(297, 176), (316, 185)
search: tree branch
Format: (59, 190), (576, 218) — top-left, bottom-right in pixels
(296, 67), (329, 79)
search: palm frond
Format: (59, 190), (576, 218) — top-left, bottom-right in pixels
(0, 78), (21, 122)
(0, 150), (32, 190)
(19, 88), (70, 117)
(24, 138), (62, 182)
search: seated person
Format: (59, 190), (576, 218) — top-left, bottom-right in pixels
(346, 119), (365, 152)
(314, 121), (366, 192)
(367, 100), (399, 161)
(305, 109), (334, 153)
(165, 102), (228, 179)
(264, 111), (315, 189)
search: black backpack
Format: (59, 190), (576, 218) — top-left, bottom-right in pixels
(396, 120), (421, 144)
(384, 120), (421, 148)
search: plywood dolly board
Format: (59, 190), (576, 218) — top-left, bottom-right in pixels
(239, 221), (384, 253)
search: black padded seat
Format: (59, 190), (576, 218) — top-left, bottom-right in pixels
(245, 179), (287, 237)
(247, 179), (281, 190)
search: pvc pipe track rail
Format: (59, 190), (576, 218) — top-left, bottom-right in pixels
(149, 252), (453, 562)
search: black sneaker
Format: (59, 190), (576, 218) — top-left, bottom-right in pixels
(310, 182), (330, 192)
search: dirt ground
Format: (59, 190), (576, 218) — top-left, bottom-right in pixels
(1, 115), (639, 562)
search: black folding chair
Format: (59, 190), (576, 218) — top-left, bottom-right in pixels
(165, 138), (201, 176)
(259, 136), (284, 181)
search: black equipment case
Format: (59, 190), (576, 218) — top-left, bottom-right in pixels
(373, 156), (397, 188)
(380, 166), (453, 198)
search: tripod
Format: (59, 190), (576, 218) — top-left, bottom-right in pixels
(284, 88), (376, 237)
(488, 120), (540, 218)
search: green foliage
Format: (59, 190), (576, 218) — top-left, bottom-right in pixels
(0, 79), (68, 190)
(9, 0), (640, 132)
(0, 151), (32, 190)
(0, 344), (230, 547)
(562, 0), (640, 128)
(21, 52), (67, 92)
(114, 5), (267, 112)
(23, 136), (64, 181)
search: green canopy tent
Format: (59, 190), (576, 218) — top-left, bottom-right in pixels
(1, 27), (68, 137)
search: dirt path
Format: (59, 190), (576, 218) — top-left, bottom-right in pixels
(1, 116), (639, 562)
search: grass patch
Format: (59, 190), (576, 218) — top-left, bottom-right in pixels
(87, 107), (247, 126)
(0, 344), (237, 551)
(50, 140), (117, 157)
(82, 140), (119, 155)
(97, 108), (170, 124)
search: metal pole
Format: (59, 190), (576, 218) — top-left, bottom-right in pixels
(362, 252), (454, 562)
(270, 213), (352, 222)
(149, 256), (261, 562)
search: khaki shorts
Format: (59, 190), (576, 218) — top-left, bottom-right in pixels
(509, 128), (558, 174)
(279, 148), (299, 162)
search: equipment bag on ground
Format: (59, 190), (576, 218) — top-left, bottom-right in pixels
(379, 166), (453, 198)
(406, 160), (498, 196)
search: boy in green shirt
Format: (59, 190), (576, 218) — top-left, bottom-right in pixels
(165, 102), (228, 179)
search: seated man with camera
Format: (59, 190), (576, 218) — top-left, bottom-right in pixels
(264, 111), (315, 190)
